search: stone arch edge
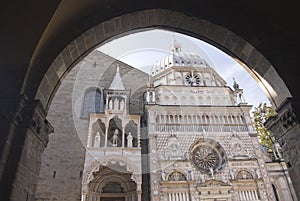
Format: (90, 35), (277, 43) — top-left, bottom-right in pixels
(35, 8), (291, 112)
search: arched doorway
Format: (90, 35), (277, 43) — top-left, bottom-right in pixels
(86, 166), (137, 201)
(82, 160), (141, 201)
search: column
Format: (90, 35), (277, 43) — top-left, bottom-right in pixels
(104, 125), (109, 147)
(242, 191), (246, 200)
(175, 193), (178, 201)
(122, 127), (125, 147)
(186, 192), (190, 201)
(182, 193), (186, 201)
(239, 192), (243, 201)
(137, 123), (141, 148)
(152, 91), (155, 102)
(254, 190), (258, 200)
(137, 189), (142, 201)
(146, 91), (150, 102)
(246, 191), (250, 200)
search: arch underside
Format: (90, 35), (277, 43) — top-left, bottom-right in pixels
(35, 9), (291, 112)
(82, 157), (140, 185)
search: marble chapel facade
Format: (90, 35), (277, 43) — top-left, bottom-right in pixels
(35, 41), (297, 201)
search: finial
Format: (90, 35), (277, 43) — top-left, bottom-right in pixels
(233, 77), (239, 90)
(172, 33), (176, 42)
(169, 34), (182, 53)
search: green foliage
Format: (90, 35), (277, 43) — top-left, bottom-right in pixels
(252, 103), (276, 151)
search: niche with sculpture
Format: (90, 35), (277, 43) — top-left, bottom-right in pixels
(108, 117), (122, 147)
(92, 119), (106, 147)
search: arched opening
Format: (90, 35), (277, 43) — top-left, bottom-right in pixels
(124, 121), (138, 148)
(85, 165), (137, 201)
(2, 3), (300, 201)
(108, 116), (122, 147)
(30, 9), (298, 201)
(91, 119), (106, 147)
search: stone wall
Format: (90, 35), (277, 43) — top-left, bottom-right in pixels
(35, 50), (148, 200)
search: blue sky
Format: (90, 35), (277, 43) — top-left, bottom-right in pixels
(97, 29), (270, 109)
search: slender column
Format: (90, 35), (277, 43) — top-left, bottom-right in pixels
(254, 190), (258, 200)
(251, 190), (255, 200)
(137, 123), (141, 148)
(248, 191), (252, 200)
(81, 194), (87, 201)
(137, 190), (142, 201)
(244, 191), (249, 200)
(152, 91), (155, 102)
(104, 125), (108, 147)
(168, 193), (172, 201)
(180, 193), (184, 201)
(186, 192), (190, 201)
(239, 192), (243, 201)
(122, 127), (125, 147)
(146, 91), (150, 102)
(182, 193), (186, 201)
(242, 191), (246, 200)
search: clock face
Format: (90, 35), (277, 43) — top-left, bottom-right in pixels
(185, 73), (201, 86)
(190, 139), (226, 174)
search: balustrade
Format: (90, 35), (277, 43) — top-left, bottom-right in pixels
(153, 124), (248, 132)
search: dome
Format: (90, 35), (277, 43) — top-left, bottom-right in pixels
(151, 39), (210, 76)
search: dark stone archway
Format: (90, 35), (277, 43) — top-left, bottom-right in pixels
(32, 9), (299, 199)
(1, 2), (299, 200)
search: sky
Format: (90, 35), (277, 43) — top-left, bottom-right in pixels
(97, 29), (270, 110)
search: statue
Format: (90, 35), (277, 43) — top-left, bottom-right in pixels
(108, 99), (113, 110)
(209, 167), (214, 179)
(127, 132), (133, 147)
(200, 174), (205, 183)
(94, 132), (100, 147)
(161, 170), (167, 181)
(120, 99), (125, 110)
(112, 129), (119, 146)
(114, 98), (119, 110)
(230, 169), (235, 179)
(272, 142), (282, 159)
(187, 170), (192, 180)
(255, 168), (261, 178)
